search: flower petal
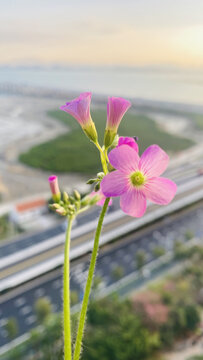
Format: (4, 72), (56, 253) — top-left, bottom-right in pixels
(120, 188), (147, 217)
(101, 171), (128, 197)
(139, 145), (169, 177)
(143, 177), (177, 205)
(107, 97), (131, 131)
(108, 145), (140, 173)
(60, 92), (91, 126)
(118, 136), (139, 152)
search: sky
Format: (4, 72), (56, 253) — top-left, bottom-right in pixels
(0, 0), (203, 68)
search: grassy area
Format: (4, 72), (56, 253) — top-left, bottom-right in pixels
(134, 104), (203, 131)
(0, 214), (22, 241)
(191, 114), (203, 130)
(3, 244), (203, 360)
(19, 109), (194, 175)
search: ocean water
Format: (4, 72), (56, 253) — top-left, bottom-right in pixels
(0, 67), (203, 106)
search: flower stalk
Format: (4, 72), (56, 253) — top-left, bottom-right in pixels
(64, 215), (74, 360)
(73, 198), (110, 360)
(95, 141), (108, 174)
(46, 92), (178, 360)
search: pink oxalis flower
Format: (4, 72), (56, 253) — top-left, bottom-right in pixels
(60, 92), (98, 142)
(60, 92), (92, 127)
(101, 143), (177, 217)
(106, 97), (131, 132)
(104, 97), (131, 148)
(117, 136), (139, 152)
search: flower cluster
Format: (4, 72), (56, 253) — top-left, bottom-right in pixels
(48, 175), (100, 217)
(50, 92), (177, 218)
(48, 92), (177, 360)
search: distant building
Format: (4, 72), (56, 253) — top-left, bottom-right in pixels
(10, 198), (47, 228)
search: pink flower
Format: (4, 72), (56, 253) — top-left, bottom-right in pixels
(106, 97), (131, 131)
(60, 92), (98, 142)
(60, 92), (92, 127)
(117, 136), (138, 152)
(48, 175), (61, 202)
(89, 190), (112, 207)
(104, 97), (131, 148)
(101, 145), (177, 217)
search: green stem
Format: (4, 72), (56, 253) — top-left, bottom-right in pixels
(73, 198), (110, 360)
(104, 147), (109, 163)
(64, 216), (74, 360)
(95, 142), (108, 174)
(77, 205), (90, 216)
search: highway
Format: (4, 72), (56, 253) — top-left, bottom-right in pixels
(0, 157), (202, 260)
(0, 201), (202, 349)
(0, 161), (203, 292)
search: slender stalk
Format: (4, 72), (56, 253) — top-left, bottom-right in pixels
(73, 198), (110, 360)
(95, 142), (108, 174)
(64, 215), (74, 360)
(104, 147), (109, 163)
(77, 205), (90, 216)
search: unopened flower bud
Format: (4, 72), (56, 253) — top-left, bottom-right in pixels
(67, 204), (75, 211)
(69, 196), (75, 204)
(94, 182), (100, 192)
(81, 196), (90, 206)
(86, 178), (97, 185)
(48, 175), (61, 202)
(75, 201), (80, 211)
(56, 207), (66, 216)
(63, 191), (69, 204)
(52, 203), (61, 209)
(74, 190), (81, 201)
(97, 172), (104, 180)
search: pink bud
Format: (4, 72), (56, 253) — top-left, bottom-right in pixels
(48, 175), (61, 202)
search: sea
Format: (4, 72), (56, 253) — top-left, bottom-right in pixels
(0, 66), (203, 106)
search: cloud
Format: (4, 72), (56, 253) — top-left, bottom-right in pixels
(0, 0), (203, 67)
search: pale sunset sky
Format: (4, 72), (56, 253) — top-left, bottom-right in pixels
(1, 0), (203, 68)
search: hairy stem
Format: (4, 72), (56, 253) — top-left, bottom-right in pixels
(64, 216), (74, 360)
(73, 198), (110, 360)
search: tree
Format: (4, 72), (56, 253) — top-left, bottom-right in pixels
(5, 317), (19, 339)
(184, 304), (200, 332)
(83, 297), (160, 360)
(135, 250), (146, 270)
(173, 240), (187, 259)
(34, 297), (52, 324)
(153, 246), (165, 258)
(111, 266), (124, 280)
(185, 230), (193, 241)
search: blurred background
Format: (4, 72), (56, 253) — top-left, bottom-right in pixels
(0, 1), (203, 359)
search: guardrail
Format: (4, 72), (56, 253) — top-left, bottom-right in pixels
(1, 176), (202, 273)
(0, 179), (202, 292)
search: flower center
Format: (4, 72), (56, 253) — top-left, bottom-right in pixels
(130, 171), (145, 187)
